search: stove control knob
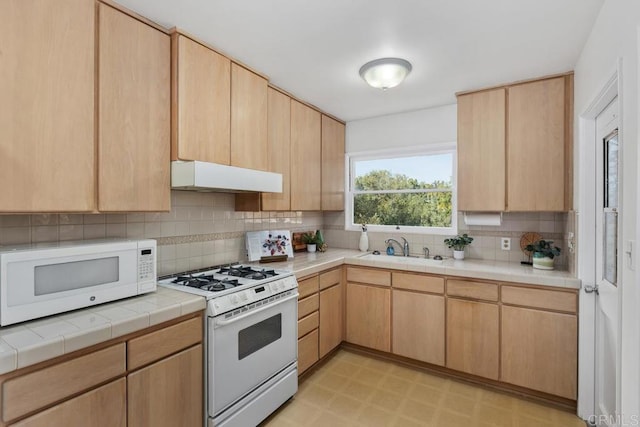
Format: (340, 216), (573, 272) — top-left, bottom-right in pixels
(270, 283), (278, 292)
(230, 294), (239, 304)
(240, 291), (248, 301)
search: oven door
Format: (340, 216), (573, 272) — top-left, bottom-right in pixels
(209, 290), (298, 416)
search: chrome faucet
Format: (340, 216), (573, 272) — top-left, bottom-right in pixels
(423, 247), (430, 259)
(385, 237), (410, 257)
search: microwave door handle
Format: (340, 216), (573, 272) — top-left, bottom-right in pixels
(215, 293), (299, 327)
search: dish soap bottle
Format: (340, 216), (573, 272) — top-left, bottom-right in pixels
(386, 241), (395, 256)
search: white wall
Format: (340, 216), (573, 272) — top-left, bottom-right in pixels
(345, 104), (457, 152)
(574, 0), (640, 419)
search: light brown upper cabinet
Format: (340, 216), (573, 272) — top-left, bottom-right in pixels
(321, 115), (346, 211)
(98, 3), (171, 212)
(0, 0), (96, 212)
(456, 73), (573, 212)
(457, 88), (506, 211)
(0, 0), (171, 213)
(171, 33), (230, 165)
(261, 88), (292, 211)
(291, 100), (322, 210)
(231, 64), (268, 171)
(508, 77), (568, 211)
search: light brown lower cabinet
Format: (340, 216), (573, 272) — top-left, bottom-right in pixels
(501, 305), (578, 399)
(11, 379), (126, 427)
(446, 298), (499, 380)
(298, 329), (319, 374)
(346, 282), (390, 352)
(392, 290), (445, 366)
(0, 315), (203, 427)
(319, 282), (343, 358)
(128, 345), (203, 427)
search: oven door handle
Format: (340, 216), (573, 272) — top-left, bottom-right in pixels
(215, 293), (299, 327)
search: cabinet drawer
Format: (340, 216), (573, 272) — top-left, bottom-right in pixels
(11, 378), (126, 427)
(298, 294), (319, 319)
(346, 267), (390, 287)
(319, 267), (342, 290)
(298, 329), (319, 374)
(298, 312), (319, 339)
(447, 279), (498, 301)
(501, 286), (577, 313)
(298, 275), (319, 298)
(393, 272), (444, 294)
(128, 316), (202, 370)
(2, 343), (126, 422)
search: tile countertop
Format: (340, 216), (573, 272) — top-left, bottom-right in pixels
(254, 249), (581, 290)
(0, 287), (206, 376)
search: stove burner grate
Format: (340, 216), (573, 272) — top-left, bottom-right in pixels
(172, 274), (239, 292)
(217, 266), (278, 280)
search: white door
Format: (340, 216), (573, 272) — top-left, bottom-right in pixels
(593, 97), (620, 425)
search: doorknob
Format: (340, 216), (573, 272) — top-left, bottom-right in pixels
(584, 285), (599, 295)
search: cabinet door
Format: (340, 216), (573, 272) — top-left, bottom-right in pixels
(290, 100), (321, 211)
(507, 77), (566, 211)
(172, 34), (230, 164)
(446, 298), (499, 379)
(261, 88), (291, 211)
(0, 0), (95, 212)
(321, 115), (345, 211)
(298, 329), (319, 375)
(231, 64), (268, 171)
(392, 290), (445, 366)
(11, 379), (126, 427)
(128, 345), (203, 427)
(98, 4), (170, 211)
(456, 88), (506, 211)
(346, 283), (390, 352)
(319, 283), (343, 357)
(501, 306), (577, 399)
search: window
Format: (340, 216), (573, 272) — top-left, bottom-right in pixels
(345, 144), (456, 234)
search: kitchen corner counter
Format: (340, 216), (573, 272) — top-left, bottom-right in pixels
(252, 249), (580, 289)
(250, 249), (363, 278)
(0, 287), (206, 375)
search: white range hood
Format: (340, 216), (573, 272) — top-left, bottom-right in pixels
(171, 161), (282, 193)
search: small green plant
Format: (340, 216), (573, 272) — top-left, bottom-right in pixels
(444, 234), (474, 251)
(301, 232), (320, 245)
(525, 239), (561, 259)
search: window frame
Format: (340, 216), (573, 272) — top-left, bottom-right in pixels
(344, 143), (457, 235)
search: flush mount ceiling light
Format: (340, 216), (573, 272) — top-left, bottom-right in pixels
(359, 58), (412, 90)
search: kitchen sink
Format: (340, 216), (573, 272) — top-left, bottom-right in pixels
(357, 253), (444, 266)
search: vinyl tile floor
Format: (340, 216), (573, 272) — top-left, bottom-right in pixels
(261, 350), (586, 427)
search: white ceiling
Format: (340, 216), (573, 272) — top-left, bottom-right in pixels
(117, 0), (604, 122)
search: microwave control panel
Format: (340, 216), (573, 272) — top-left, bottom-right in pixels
(138, 247), (155, 284)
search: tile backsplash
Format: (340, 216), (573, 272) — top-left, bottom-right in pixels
(323, 211), (571, 268)
(0, 191), (323, 276)
(0, 193), (573, 274)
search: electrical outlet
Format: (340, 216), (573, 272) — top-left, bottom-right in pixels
(501, 237), (511, 251)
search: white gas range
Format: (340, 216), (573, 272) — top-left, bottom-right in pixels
(159, 264), (298, 427)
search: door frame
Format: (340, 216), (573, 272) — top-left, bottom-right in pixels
(577, 58), (624, 420)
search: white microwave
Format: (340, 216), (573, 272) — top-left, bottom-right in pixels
(0, 239), (157, 326)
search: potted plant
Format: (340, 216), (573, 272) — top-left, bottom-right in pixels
(444, 234), (474, 260)
(302, 232), (319, 253)
(525, 239), (561, 270)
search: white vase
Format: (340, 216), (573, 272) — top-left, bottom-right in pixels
(453, 249), (465, 260)
(307, 244), (317, 253)
(359, 231), (369, 252)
